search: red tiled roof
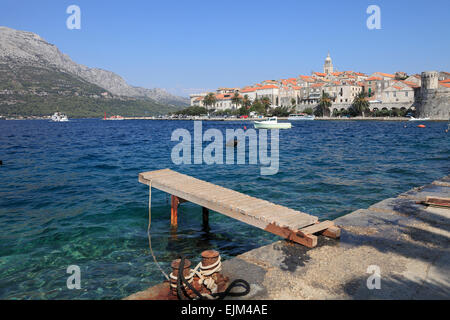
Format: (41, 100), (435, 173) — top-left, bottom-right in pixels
(215, 93), (243, 100)
(402, 80), (420, 88)
(240, 87), (256, 93)
(373, 72), (396, 78)
(255, 85), (279, 90)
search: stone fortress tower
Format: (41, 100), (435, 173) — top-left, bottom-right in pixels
(422, 71), (439, 90)
(417, 71), (450, 119)
(323, 53), (333, 74)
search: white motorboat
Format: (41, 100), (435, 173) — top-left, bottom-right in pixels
(288, 113), (315, 121)
(254, 117), (292, 129)
(51, 112), (69, 122)
(409, 116), (430, 121)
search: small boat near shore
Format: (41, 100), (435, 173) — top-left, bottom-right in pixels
(103, 113), (124, 120)
(409, 116), (430, 121)
(254, 117), (292, 129)
(288, 113), (315, 121)
(51, 112), (69, 122)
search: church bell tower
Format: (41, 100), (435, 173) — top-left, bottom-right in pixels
(324, 52), (333, 74)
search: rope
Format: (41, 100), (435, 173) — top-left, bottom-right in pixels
(145, 183), (250, 298)
(147, 182), (170, 281)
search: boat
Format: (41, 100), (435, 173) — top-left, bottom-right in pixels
(103, 113), (124, 120)
(51, 112), (69, 122)
(288, 113), (315, 121)
(254, 117), (292, 129)
(409, 116), (430, 121)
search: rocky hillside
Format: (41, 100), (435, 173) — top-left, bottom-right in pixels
(0, 26), (189, 106)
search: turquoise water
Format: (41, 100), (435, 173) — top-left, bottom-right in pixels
(0, 119), (448, 299)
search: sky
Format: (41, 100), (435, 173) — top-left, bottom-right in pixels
(1, 0), (449, 97)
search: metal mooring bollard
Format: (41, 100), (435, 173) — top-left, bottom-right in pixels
(201, 250), (220, 270)
(170, 258), (192, 296)
(200, 250), (228, 294)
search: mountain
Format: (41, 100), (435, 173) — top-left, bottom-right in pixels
(0, 26), (189, 117)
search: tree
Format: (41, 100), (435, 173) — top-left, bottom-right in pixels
(314, 92), (331, 117)
(303, 107), (314, 115)
(242, 94), (252, 109)
(231, 92), (242, 110)
(203, 93), (217, 112)
(261, 97), (271, 114)
(291, 98), (296, 107)
(332, 109), (341, 117)
(250, 99), (265, 115)
(349, 91), (370, 117)
(237, 106), (249, 116)
(272, 106), (290, 117)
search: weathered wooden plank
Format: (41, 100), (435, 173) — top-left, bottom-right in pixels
(299, 221), (334, 235)
(322, 226), (341, 239)
(139, 169), (321, 245)
(424, 196), (450, 208)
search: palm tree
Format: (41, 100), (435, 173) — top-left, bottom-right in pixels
(314, 92), (331, 117)
(231, 93), (242, 110)
(203, 93), (217, 113)
(350, 91), (370, 117)
(261, 97), (271, 114)
(242, 95), (252, 109)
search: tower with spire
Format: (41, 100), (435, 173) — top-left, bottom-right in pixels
(323, 52), (333, 74)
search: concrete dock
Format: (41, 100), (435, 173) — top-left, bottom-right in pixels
(221, 175), (450, 299)
(127, 175), (450, 300)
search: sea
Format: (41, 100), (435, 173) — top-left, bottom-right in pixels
(0, 119), (448, 299)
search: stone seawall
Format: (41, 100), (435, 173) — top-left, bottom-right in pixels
(418, 88), (450, 120)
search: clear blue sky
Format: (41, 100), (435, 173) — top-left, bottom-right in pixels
(1, 0), (449, 96)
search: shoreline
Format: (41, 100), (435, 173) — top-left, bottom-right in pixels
(123, 116), (448, 121)
(126, 175), (450, 300)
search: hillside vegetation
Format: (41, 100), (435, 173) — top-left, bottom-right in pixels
(0, 64), (182, 118)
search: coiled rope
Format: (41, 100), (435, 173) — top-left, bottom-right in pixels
(169, 255), (223, 298)
(175, 255), (251, 300)
(147, 182), (250, 299)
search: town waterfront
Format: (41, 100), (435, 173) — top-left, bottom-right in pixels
(0, 119), (449, 299)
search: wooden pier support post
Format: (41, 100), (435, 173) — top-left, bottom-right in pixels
(202, 207), (210, 230)
(171, 195), (180, 227)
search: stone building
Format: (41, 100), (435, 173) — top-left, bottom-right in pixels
(382, 83), (415, 104)
(189, 55), (448, 118)
(417, 71), (450, 119)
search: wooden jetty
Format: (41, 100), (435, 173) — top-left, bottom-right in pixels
(139, 169), (340, 248)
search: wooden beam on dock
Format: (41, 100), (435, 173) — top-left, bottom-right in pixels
(139, 169), (339, 248)
(420, 196), (450, 209)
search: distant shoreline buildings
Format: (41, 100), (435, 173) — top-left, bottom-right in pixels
(190, 54), (450, 119)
